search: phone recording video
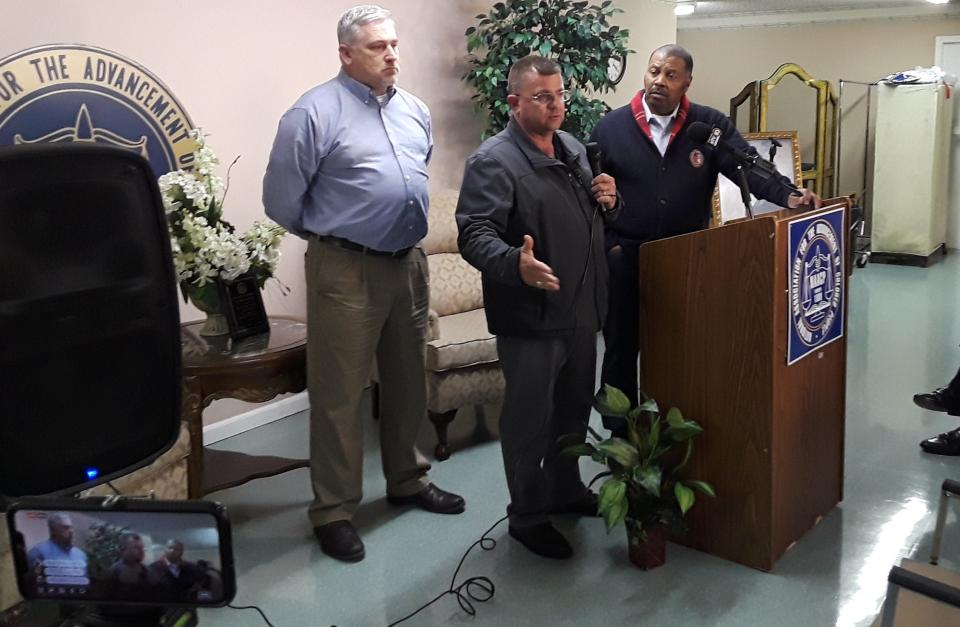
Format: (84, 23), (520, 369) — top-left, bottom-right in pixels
(6, 499), (235, 607)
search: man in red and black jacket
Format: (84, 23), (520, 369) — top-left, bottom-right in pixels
(590, 44), (819, 432)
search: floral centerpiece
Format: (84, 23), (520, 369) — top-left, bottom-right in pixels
(158, 129), (286, 335)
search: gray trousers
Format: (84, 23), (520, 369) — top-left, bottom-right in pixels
(496, 329), (595, 528)
(305, 238), (431, 527)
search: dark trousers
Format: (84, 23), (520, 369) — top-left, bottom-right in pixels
(496, 329), (595, 528)
(600, 244), (640, 432)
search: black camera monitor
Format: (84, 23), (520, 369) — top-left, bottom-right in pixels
(5, 498), (235, 608)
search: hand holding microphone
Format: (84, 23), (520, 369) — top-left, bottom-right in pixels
(585, 142), (617, 211)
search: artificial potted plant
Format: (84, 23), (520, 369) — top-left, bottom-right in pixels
(565, 385), (715, 569)
(463, 0), (632, 139)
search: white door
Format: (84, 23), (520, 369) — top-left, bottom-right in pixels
(935, 36), (960, 249)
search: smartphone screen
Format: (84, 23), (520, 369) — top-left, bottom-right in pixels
(7, 501), (234, 607)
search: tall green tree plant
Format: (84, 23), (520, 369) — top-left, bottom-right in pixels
(464, 0), (632, 140)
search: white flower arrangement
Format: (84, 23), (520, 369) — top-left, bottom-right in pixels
(159, 129), (285, 310)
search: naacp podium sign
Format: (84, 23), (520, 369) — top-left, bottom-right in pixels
(787, 207), (845, 365)
(0, 44), (194, 177)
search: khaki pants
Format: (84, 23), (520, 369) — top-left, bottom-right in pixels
(305, 238), (431, 526)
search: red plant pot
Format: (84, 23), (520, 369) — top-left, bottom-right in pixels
(627, 525), (666, 570)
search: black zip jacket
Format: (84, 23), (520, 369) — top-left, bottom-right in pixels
(456, 119), (620, 336)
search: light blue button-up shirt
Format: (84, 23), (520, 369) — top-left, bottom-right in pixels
(263, 71), (432, 252)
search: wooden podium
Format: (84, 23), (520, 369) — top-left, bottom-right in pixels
(639, 200), (849, 571)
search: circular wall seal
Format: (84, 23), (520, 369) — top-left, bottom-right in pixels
(0, 44), (195, 177)
(790, 217), (843, 347)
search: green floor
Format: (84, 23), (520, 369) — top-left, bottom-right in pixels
(200, 254), (960, 627)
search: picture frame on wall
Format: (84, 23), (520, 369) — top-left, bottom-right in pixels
(712, 130), (803, 224)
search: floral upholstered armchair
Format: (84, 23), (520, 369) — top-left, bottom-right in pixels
(421, 189), (504, 460)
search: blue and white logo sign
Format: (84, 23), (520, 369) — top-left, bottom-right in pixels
(0, 44), (195, 178)
(787, 207), (845, 365)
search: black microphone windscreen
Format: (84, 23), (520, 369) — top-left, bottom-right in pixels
(686, 121), (712, 145)
(585, 142), (602, 177)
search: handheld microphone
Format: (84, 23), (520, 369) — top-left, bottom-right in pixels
(585, 142), (602, 178)
(686, 121), (798, 194)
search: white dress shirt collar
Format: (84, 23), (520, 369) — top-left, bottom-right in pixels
(642, 93), (680, 156)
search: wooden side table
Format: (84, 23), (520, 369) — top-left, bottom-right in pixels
(181, 316), (309, 498)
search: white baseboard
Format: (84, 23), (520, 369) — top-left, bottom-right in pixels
(201, 392), (309, 445)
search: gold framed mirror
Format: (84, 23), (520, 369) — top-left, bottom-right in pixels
(711, 130), (802, 225)
(729, 63), (837, 198)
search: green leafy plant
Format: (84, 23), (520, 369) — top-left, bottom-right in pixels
(564, 384), (715, 541)
(463, 0), (632, 140)
(83, 521), (129, 579)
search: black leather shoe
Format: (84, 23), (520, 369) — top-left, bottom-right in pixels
(920, 427), (960, 456)
(509, 522), (573, 559)
(314, 520), (365, 562)
(913, 387), (960, 415)
(550, 491), (600, 517)
(387, 483), (465, 514)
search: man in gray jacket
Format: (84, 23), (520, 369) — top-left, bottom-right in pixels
(456, 55), (620, 559)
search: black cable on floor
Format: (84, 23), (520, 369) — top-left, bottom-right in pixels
(229, 603), (278, 626)
(385, 514), (508, 626)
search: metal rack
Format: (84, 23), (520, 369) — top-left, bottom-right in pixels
(836, 78), (878, 268)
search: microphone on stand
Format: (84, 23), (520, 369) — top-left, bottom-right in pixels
(686, 122), (801, 198)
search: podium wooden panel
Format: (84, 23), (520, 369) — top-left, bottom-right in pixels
(638, 200), (849, 571)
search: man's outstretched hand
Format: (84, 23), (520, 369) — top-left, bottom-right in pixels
(518, 235), (559, 291)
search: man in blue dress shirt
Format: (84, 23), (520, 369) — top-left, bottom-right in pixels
(263, 5), (464, 563)
(26, 512), (87, 573)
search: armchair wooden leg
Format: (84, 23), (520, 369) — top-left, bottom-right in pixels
(429, 409), (457, 461)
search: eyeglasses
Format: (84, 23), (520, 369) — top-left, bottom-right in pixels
(524, 89), (571, 106)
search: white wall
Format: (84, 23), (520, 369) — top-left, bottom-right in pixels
(4, 0), (674, 425)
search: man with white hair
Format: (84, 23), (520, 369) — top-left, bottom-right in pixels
(263, 5), (464, 563)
